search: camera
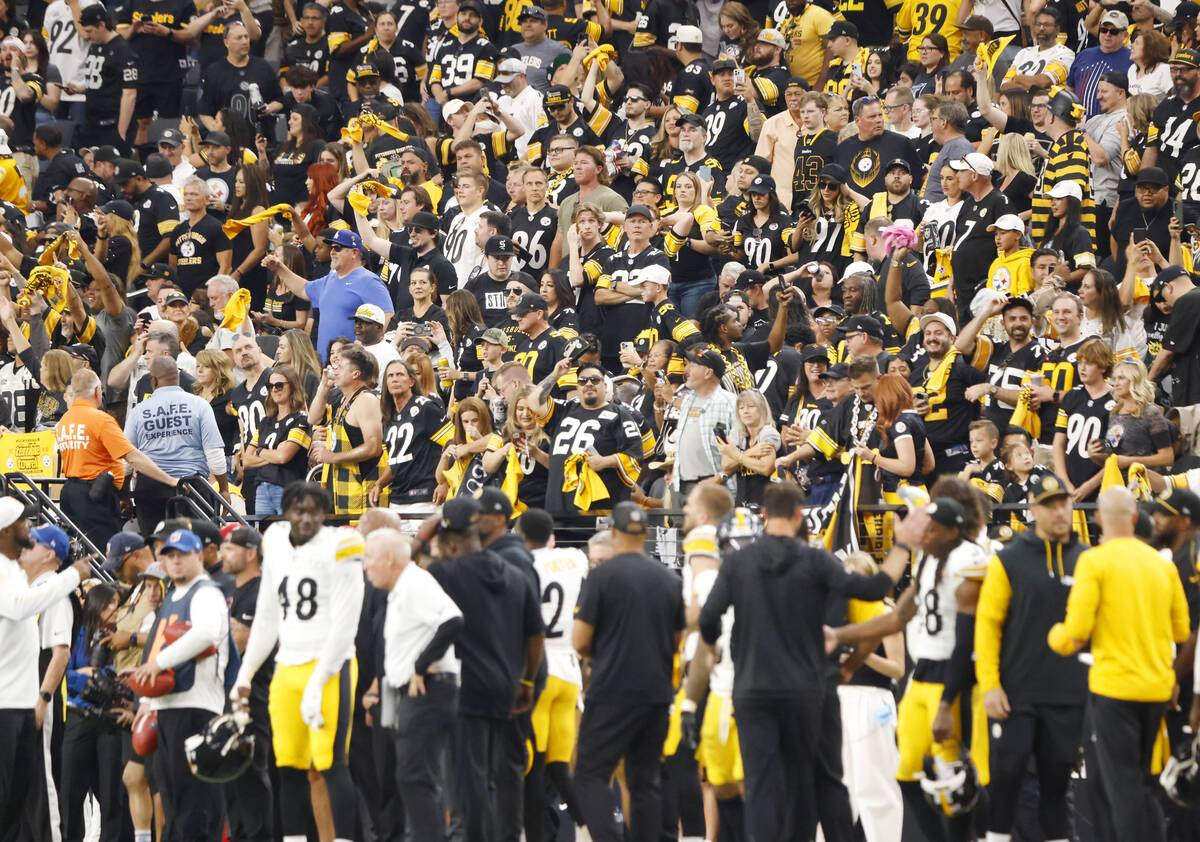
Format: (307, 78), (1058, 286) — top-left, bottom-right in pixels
(70, 665), (135, 727)
(410, 322), (433, 337)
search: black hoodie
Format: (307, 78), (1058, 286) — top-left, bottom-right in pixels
(430, 549), (544, 719)
(700, 534), (894, 700)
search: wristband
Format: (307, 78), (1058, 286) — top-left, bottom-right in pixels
(520, 678), (535, 688)
(39, 691), (51, 702)
(680, 697), (698, 714)
(130, 632), (138, 647)
(893, 542), (915, 556)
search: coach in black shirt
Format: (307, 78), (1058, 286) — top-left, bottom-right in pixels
(1153, 265), (1200, 412)
(573, 501), (685, 842)
(699, 481), (911, 842)
(429, 496), (544, 842)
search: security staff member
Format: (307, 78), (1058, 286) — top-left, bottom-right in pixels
(364, 527), (463, 842)
(975, 473), (1088, 842)
(123, 357), (230, 535)
(1049, 486), (1191, 842)
(130, 528), (230, 842)
(573, 502), (683, 842)
(699, 481), (911, 842)
(0, 498), (93, 831)
(56, 369), (180, 550)
(428, 496), (543, 842)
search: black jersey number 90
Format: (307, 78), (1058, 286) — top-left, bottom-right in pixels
(278, 575), (319, 621)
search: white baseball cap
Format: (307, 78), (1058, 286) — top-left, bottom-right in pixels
(919, 312), (957, 336)
(758, 28), (786, 48)
(676, 24), (703, 45)
(353, 303), (387, 326)
(987, 213), (1025, 233)
(1047, 181), (1083, 201)
(840, 261), (875, 282)
(627, 263), (672, 286)
(0, 497), (26, 531)
(495, 57), (526, 82)
(948, 152), (994, 176)
(443, 99), (470, 117)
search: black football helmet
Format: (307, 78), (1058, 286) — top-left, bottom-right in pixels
(1048, 87), (1085, 124)
(716, 507), (763, 552)
(1162, 734), (1200, 808)
(920, 752), (981, 817)
(184, 711), (255, 783)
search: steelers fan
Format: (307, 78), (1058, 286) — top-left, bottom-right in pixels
(975, 472), (1088, 842)
(233, 482), (366, 842)
(895, 496), (988, 842)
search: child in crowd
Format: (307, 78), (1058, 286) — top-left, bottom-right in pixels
(1000, 439), (1050, 526)
(960, 419), (1005, 504)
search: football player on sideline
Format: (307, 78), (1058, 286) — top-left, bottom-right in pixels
(232, 482), (366, 842)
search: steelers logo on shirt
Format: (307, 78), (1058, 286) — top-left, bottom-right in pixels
(850, 148), (880, 190)
(206, 178), (230, 205)
(990, 267), (1012, 293)
(180, 240), (196, 258)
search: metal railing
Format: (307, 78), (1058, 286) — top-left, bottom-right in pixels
(167, 476), (252, 528)
(2, 473), (111, 581)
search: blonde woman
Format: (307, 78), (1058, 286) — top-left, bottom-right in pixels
(241, 364), (313, 514)
(649, 105), (682, 173)
(1087, 357), (1173, 469)
(194, 348), (239, 466)
(435, 396), (495, 500)
(482, 385), (551, 511)
(717, 389), (782, 507)
(33, 349), (72, 430)
(662, 171), (724, 318)
(994, 133), (1037, 220)
(95, 204), (142, 290)
(792, 163), (866, 268)
(275, 327), (322, 398)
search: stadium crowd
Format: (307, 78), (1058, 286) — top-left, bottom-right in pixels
(8, 0), (1200, 838)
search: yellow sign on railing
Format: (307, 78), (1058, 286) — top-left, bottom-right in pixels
(0, 431), (58, 477)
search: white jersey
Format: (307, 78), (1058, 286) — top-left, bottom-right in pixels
(444, 204), (489, 288)
(532, 545), (588, 685)
(258, 521), (366, 667)
(1005, 44), (1075, 86)
(43, 0), (98, 102)
(681, 525), (720, 661)
(31, 570), (72, 650)
(906, 540), (988, 663)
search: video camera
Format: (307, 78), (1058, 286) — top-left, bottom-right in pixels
(66, 632), (135, 728)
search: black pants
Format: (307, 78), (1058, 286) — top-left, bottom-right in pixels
(987, 703), (1083, 838)
(221, 715), (274, 842)
(575, 701), (669, 842)
(393, 674), (458, 841)
(156, 708), (223, 842)
(816, 683), (854, 842)
(736, 693), (822, 842)
(371, 708), (405, 842)
(60, 477), (121, 555)
(0, 710), (39, 834)
(60, 714), (127, 842)
(133, 475), (176, 538)
(1085, 693), (1167, 842)
(451, 713), (525, 842)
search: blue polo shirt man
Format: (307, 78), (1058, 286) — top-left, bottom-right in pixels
(267, 229), (394, 360)
(124, 356), (229, 534)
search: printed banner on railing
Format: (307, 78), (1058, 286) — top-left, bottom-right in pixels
(0, 431), (58, 477)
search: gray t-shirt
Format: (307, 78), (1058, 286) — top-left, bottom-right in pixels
(95, 305), (136, 403)
(925, 135), (975, 204)
(1085, 108), (1125, 206)
(677, 392), (716, 482)
(513, 38), (570, 93)
(1110, 404), (1171, 458)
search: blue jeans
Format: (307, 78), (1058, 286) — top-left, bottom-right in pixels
(255, 482), (283, 516)
(424, 98), (443, 127)
(669, 276), (717, 320)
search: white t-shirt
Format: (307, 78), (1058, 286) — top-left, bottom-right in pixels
(444, 204), (490, 288)
(43, 0), (98, 102)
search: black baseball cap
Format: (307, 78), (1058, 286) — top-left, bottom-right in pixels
(844, 314), (884, 341)
(163, 291), (188, 306)
(93, 145), (120, 164)
(685, 347), (727, 378)
(886, 158), (912, 174)
(799, 343), (829, 363)
(145, 262), (175, 280)
(626, 203), (656, 220)
(610, 501), (649, 535)
(819, 362), (848, 380)
(512, 292), (548, 315)
(99, 199), (134, 221)
(813, 303), (845, 320)
(746, 175), (776, 195)
(820, 163), (848, 184)
(202, 130), (232, 147)
(743, 155), (771, 174)
(227, 526), (262, 549)
(927, 497), (967, 532)
(485, 235), (516, 257)
(1137, 166), (1170, 186)
(711, 58), (737, 72)
(545, 85), (573, 106)
(439, 496), (481, 533)
(410, 211), (440, 233)
(823, 20), (859, 39)
(112, 158), (144, 183)
(1028, 472), (1070, 505)
(675, 113), (705, 129)
(518, 5), (547, 20)
(1156, 265), (1192, 287)
(734, 269), (767, 289)
(477, 487), (513, 519)
(458, 0), (483, 13)
(1151, 487), (1200, 523)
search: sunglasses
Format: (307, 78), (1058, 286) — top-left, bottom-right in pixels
(625, 95), (648, 103)
(269, 381), (288, 390)
(577, 375), (604, 384)
(506, 287), (525, 295)
(329, 244), (348, 252)
(1099, 26), (1121, 33)
(819, 181), (839, 190)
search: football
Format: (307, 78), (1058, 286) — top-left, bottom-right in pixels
(127, 668), (176, 698)
(132, 710), (158, 756)
(163, 621), (217, 658)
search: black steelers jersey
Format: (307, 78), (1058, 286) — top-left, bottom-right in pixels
(429, 35), (498, 90)
(386, 395), (453, 503)
(575, 240), (615, 335)
(779, 392), (830, 433)
(733, 211), (794, 269)
(547, 169), (579, 206)
(121, 0), (195, 82)
(527, 116), (602, 167)
(545, 13), (601, 48)
(756, 346), (801, 419)
(791, 129), (839, 214)
(643, 299), (703, 350)
(796, 206), (858, 263)
(984, 339), (1048, 430)
(750, 64), (790, 118)
(633, 0), (684, 48)
(701, 95), (754, 173)
(391, 0), (435, 48)
(251, 411), (313, 488)
(1055, 386), (1113, 488)
(425, 20), (454, 64)
(823, 47), (873, 97)
(658, 154), (726, 201)
(621, 125), (656, 172)
(595, 246), (664, 361)
(325, 1), (371, 96)
(1176, 144), (1200, 216)
(907, 353), (987, 449)
(0, 72), (42, 149)
(82, 35), (138, 122)
(1039, 338), (1082, 443)
(1150, 93), (1200, 181)
(511, 328), (570, 384)
(231, 370), (271, 452)
(281, 36), (329, 79)
(539, 399), (644, 515)
(511, 204), (558, 279)
(668, 57), (714, 114)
